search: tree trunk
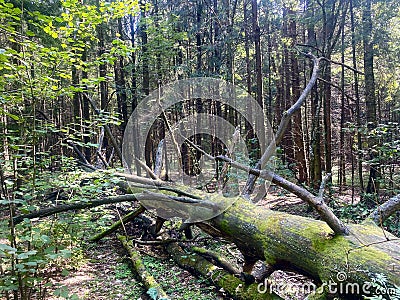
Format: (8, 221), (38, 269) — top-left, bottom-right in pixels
(82, 48), (91, 163)
(251, 0), (265, 149)
(281, 9), (295, 170)
(206, 197), (400, 296)
(15, 190), (400, 299)
(115, 18), (128, 131)
(140, 4), (149, 97)
(350, 0), (364, 193)
(339, 5), (346, 189)
(289, 9), (308, 184)
(306, 0), (322, 188)
(363, 0), (379, 198)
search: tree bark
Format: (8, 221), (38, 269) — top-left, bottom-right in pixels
(288, 9), (307, 184)
(363, 0), (379, 198)
(206, 197), (400, 295)
(118, 235), (170, 299)
(167, 242), (282, 300)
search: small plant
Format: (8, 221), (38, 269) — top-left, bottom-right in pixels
(114, 262), (133, 279)
(53, 284), (80, 300)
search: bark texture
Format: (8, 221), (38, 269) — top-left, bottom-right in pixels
(206, 197), (400, 294)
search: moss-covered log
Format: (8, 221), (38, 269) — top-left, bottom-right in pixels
(90, 205), (146, 242)
(205, 197), (400, 299)
(118, 234), (170, 299)
(166, 242), (282, 300)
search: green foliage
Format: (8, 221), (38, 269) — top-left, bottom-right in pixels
(114, 262), (133, 279)
(141, 256), (218, 299)
(337, 201), (373, 224)
(53, 284), (80, 300)
(0, 162), (125, 298)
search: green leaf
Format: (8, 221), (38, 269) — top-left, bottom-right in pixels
(61, 268), (70, 276)
(0, 244), (17, 254)
(147, 287), (159, 300)
(17, 250), (37, 259)
(6, 112), (19, 121)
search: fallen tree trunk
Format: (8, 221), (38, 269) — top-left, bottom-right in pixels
(166, 242), (282, 300)
(90, 205), (146, 242)
(118, 234), (170, 300)
(204, 196), (400, 299)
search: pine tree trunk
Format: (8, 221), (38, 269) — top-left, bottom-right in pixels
(363, 0), (379, 198)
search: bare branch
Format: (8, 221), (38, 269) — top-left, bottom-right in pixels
(13, 195), (137, 225)
(90, 205), (146, 242)
(317, 77), (356, 102)
(37, 109), (94, 168)
(134, 158), (158, 179)
(265, 170), (348, 235)
(127, 183), (202, 199)
(116, 172), (165, 186)
(116, 172), (202, 199)
(157, 90), (183, 171)
(191, 246), (241, 275)
(367, 194), (400, 225)
(12, 189), (219, 226)
(318, 173), (332, 198)
(140, 191), (219, 210)
(216, 155), (349, 235)
(296, 43), (323, 54)
(242, 53), (321, 197)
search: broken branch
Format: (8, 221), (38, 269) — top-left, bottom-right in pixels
(367, 194), (400, 225)
(242, 53), (321, 197)
(90, 205), (146, 242)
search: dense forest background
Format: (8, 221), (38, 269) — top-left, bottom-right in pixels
(1, 0), (399, 299)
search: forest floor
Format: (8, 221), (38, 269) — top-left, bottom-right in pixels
(43, 186), (327, 300)
(44, 235), (225, 300)
(1, 185), (360, 300)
